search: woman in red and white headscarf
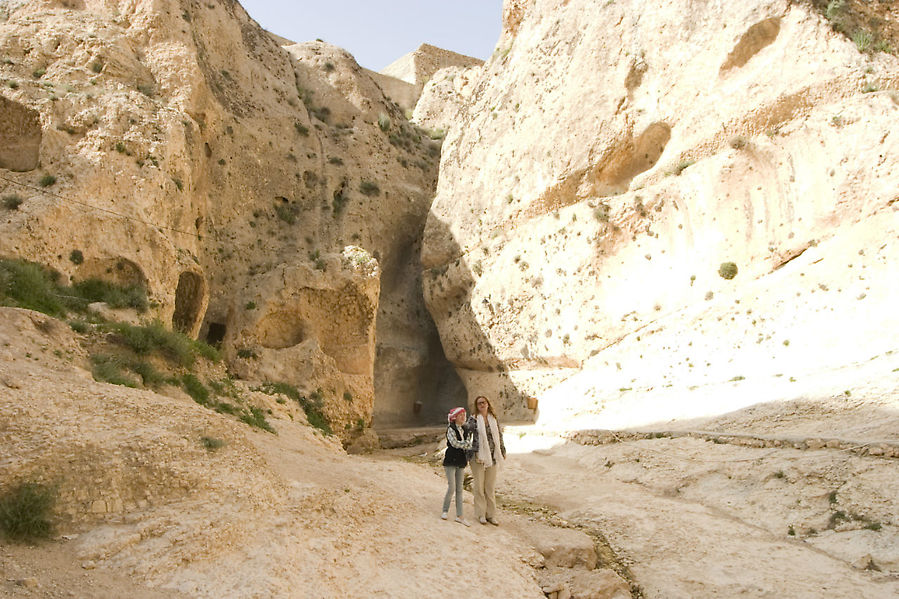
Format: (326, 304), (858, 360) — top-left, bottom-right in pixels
(467, 396), (505, 525)
(441, 406), (473, 526)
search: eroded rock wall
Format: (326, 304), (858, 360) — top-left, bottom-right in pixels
(0, 0), (451, 434)
(422, 0), (899, 424)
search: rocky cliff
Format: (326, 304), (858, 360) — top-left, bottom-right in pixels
(0, 0), (463, 435)
(421, 0), (899, 424)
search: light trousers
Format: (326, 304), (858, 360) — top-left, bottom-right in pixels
(470, 460), (498, 519)
(442, 466), (465, 517)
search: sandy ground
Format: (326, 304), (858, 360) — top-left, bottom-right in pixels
(3, 307), (898, 598)
(501, 392), (899, 599)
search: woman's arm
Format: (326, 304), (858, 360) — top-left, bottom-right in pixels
(446, 426), (473, 450)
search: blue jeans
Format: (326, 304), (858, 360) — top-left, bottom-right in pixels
(443, 466), (465, 516)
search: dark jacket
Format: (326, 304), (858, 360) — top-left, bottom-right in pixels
(443, 422), (471, 468)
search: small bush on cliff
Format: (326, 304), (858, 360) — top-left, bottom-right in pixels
(71, 278), (148, 312)
(90, 354), (138, 387)
(0, 482), (56, 541)
(359, 180), (380, 196)
(38, 174), (56, 187)
(2, 194), (23, 210)
(0, 259), (67, 316)
(377, 113), (391, 131)
(240, 406), (275, 433)
(201, 436), (225, 451)
(105, 320), (219, 367)
(182, 373), (210, 404)
(718, 262), (738, 280)
(852, 30), (874, 53)
(257, 381), (301, 401)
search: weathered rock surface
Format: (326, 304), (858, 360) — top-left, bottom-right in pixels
(0, 0), (460, 434)
(421, 0), (899, 424)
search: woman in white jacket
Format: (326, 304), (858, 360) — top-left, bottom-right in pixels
(466, 395), (506, 525)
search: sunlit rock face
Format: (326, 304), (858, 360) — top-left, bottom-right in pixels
(422, 0), (899, 424)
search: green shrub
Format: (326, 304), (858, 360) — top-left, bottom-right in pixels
(2, 194), (23, 210)
(38, 174), (56, 187)
(295, 122), (309, 136)
(236, 347), (257, 359)
(825, 0), (844, 21)
(32, 68), (45, 79)
(300, 388), (331, 435)
(109, 320), (195, 366)
(71, 278), (148, 312)
(182, 373), (209, 404)
(129, 359), (165, 387)
(68, 249), (84, 265)
(240, 405), (275, 433)
(311, 106), (330, 122)
(90, 61), (103, 73)
(201, 436), (225, 451)
(0, 482), (56, 541)
(332, 189), (349, 214)
(377, 113), (391, 131)
(359, 181), (380, 196)
(257, 381), (301, 401)
(718, 262), (738, 280)
(0, 259), (66, 316)
(68, 320), (89, 333)
(873, 39), (893, 54)
(90, 354), (138, 387)
(852, 30), (873, 53)
(672, 160), (694, 176)
(275, 202), (299, 224)
(244, 301), (256, 310)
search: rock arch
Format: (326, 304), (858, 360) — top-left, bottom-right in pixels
(172, 271), (208, 337)
(75, 256), (148, 288)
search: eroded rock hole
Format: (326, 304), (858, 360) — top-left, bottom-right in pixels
(256, 311), (308, 349)
(593, 121), (671, 195)
(205, 322), (226, 346)
(0, 96), (42, 172)
(173, 271), (206, 335)
(720, 17), (781, 73)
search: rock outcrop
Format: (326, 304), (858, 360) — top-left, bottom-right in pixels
(0, 0), (461, 435)
(422, 0), (899, 424)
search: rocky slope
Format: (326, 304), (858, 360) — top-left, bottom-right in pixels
(421, 0), (899, 425)
(0, 0), (461, 435)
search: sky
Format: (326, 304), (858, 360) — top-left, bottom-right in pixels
(239, 1), (504, 72)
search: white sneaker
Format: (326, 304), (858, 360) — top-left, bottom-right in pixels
(479, 517), (487, 525)
(455, 516), (471, 527)
(440, 512), (448, 520)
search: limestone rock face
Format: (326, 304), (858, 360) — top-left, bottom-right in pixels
(226, 246), (380, 430)
(412, 64), (483, 134)
(0, 0), (453, 434)
(422, 0), (899, 423)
